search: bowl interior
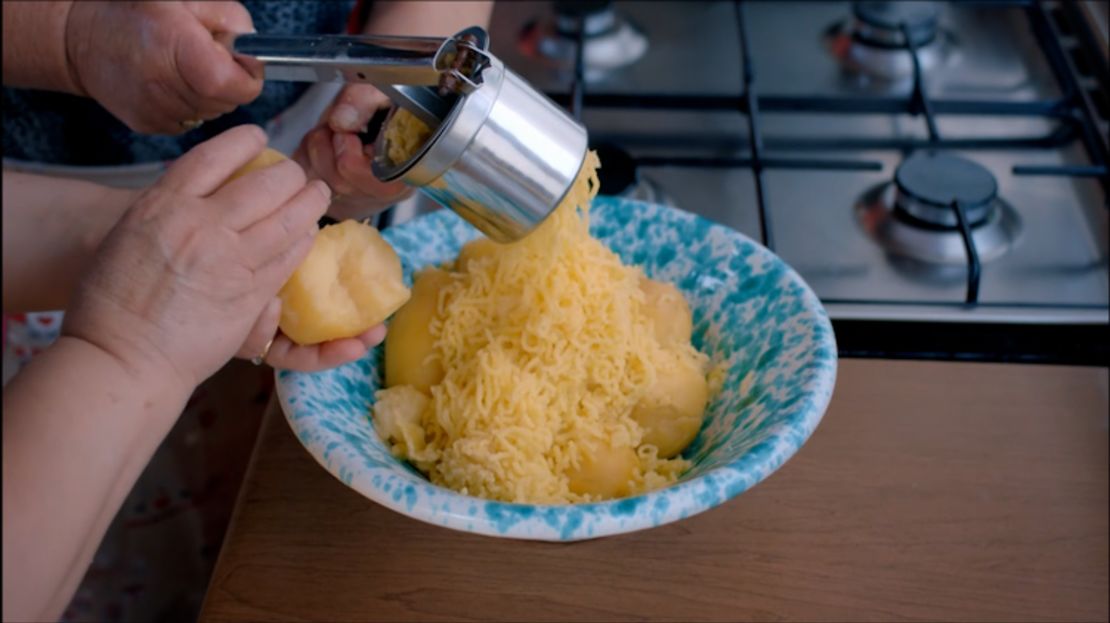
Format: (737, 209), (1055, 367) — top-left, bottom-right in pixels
(278, 196), (836, 539)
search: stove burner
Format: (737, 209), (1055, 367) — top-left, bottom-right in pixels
(894, 151), (998, 228)
(856, 153), (1021, 266)
(552, 0), (616, 37)
(518, 0), (648, 82)
(853, 1), (939, 48)
(824, 1), (952, 82)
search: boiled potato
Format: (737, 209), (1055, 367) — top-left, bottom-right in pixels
(374, 385), (429, 448)
(640, 277), (693, 346)
(225, 149), (412, 346)
(632, 352), (708, 458)
(455, 237), (500, 272)
(279, 220), (411, 345)
(385, 268), (453, 391)
(384, 108), (434, 164)
(373, 385), (437, 465)
(567, 439), (639, 499)
(227, 147), (288, 183)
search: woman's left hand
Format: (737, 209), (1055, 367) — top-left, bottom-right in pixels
(235, 297), (386, 371)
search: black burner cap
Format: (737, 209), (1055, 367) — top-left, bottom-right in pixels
(853, 1), (939, 46)
(895, 151), (998, 207)
(554, 0), (613, 18)
(591, 142), (637, 196)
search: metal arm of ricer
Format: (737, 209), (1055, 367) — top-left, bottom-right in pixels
(221, 27), (491, 127)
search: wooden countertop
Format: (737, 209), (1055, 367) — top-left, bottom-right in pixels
(200, 360), (1109, 622)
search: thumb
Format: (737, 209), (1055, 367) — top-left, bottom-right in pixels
(236, 297), (282, 362)
(176, 2), (264, 104)
(328, 84), (392, 133)
(184, 1), (263, 80)
(184, 1), (255, 35)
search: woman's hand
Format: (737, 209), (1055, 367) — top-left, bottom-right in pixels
(64, 1), (262, 134)
(293, 84), (414, 221)
(291, 0), (494, 220)
(62, 125), (335, 388)
(3, 127), (390, 620)
(237, 298), (387, 372)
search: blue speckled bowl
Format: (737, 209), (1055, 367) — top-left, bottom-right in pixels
(276, 196), (837, 541)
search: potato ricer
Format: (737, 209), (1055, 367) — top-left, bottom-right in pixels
(225, 26), (588, 242)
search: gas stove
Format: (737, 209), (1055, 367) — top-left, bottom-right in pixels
(388, 0), (1109, 364)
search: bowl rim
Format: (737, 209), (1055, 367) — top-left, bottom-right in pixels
(277, 197), (838, 541)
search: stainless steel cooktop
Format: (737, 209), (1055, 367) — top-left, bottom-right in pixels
(391, 1), (1109, 350)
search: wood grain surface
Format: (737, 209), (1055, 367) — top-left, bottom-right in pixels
(200, 360), (1109, 622)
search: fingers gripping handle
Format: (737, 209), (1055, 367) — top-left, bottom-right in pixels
(216, 29), (492, 127)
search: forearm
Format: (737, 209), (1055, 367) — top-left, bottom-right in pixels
(1, 1), (83, 93)
(2, 170), (137, 313)
(2, 336), (192, 622)
(362, 1), (493, 37)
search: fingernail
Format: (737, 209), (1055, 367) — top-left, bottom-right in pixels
(332, 133), (346, 158)
(332, 104), (360, 132)
(367, 324), (387, 346)
(312, 180), (332, 201)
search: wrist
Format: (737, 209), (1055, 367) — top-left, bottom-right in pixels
(60, 307), (197, 400)
(362, 2), (493, 37)
(53, 334), (194, 410)
(1, 1), (82, 94)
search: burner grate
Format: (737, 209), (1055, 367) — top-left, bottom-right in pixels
(552, 0), (1108, 313)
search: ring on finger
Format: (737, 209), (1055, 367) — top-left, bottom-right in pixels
(251, 336), (276, 366)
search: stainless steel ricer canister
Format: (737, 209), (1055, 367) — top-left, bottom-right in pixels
(226, 27), (588, 243)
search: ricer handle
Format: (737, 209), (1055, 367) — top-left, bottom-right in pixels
(221, 32), (455, 124)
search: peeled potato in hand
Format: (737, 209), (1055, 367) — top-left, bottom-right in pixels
(385, 268), (453, 391)
(279, 220), (411, 345)
(224, 148), (411, 345)
(641, 277), (693, 346)
(632, 350), (708, 458)
(227, 147), (289, 183)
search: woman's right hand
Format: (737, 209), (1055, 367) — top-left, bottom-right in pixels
(64, 1), (262, 134)
(61, 125), (330, 390)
